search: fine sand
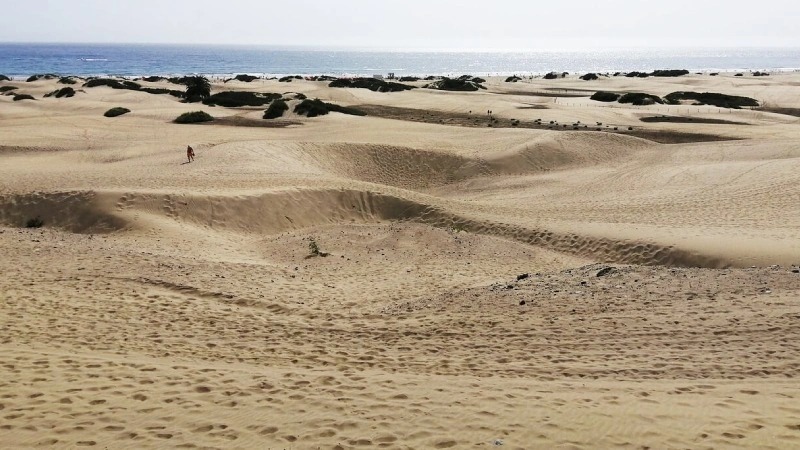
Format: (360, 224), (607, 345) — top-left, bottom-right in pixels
(1, 73), (799, 449)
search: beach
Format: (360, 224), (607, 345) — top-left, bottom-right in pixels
(1, 72), (799, 449)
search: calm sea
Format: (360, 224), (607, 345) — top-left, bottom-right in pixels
(1, 43), (799, 78)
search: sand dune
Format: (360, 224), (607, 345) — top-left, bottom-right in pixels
(1, 73), (799, 449)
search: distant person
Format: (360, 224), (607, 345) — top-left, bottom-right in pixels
(187, 145), (195, 163)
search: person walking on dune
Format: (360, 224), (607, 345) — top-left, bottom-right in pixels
(186, 145), (195, 163)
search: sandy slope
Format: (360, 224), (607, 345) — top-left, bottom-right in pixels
(1, 73), (799, 449)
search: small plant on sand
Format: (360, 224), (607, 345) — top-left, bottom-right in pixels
(0, 86), (18, 93)
(104, 107), (131, 117)
(12, 93), (35, 101)
(307, 238), (329, 258)
(174, 111), (214, 124)
(25, 217), (44, 228)
(0, 74), (11, 81)
(183, 76), (211, 101)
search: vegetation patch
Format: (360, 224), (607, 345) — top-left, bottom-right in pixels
(0, 74), (11, 81)
(44, 87), (76, 98)
(26, 74), (59, 82)
(104, 107), (131, 117)
(263, 99), (289, 119)
(618, 93), (664, 105)
(141, 76), (166, 82)
(625, 71), (650, 78)
(399, 76), (420, 82)
(639, 115), (746, 125)
(294, 99), (366, 118)
(752, 71), (770, 77)
(505, 76), (522, 82)
(664, 92), (759, 109)
(651, 69), (689, 77)
(543, 72), (559, 79)
(84, 78), (184, 98)
(227, 74), (259, 83)
(590, 91), (620, 102)
(279, 75), (303, 82)
(13, 94), (35, 101)
(424, 78), (486, 91)
(25, 217), (44, 228)
(580, 73), (599, 81)
(58, 76), (79, 85)
(0, 86), (18, 93)
(174, 111), (214, 124)
(202, 91), (281, 107)
(330, 77), (415, 92)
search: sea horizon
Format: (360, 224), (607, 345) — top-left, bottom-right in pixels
(1, 42), (799, 78)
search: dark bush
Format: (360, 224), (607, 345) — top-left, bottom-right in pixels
(229, 74), (259, 82)
(104, 107), (131, 117)
(651, 69), (689, 77)
(58, 76), (79, 85)
(423, 76), (439, 81)
(294, 99), (366, 118)
(44, 87), (76, 98)
(505, 76), (522, 83)
(294, 93), (307, 100)
(0, 74), (10, 81)
(710, 73), (719, 76)
(664, 91), (759, 109)
(543, 72), (559, 79)
(183, 76), (211, 100)
(13, 94), (35, 101)
(625, 71), (650, 78)
(425, 78), (486, 91)
(263, 99), (289, 119)
(0, 86), (18, 93)
(140, 87), (185, 97)
(618, 93), (664, 105)
(279, 75), (303, 82)
(174, 111), (214, 124)
(580, 73), (599, 81)
(141, 76), (166, 82)
(26, 74), (59, 82)
(735, 73), (743, 77)
(25, 217), (44, 228)
(202, 91), (281, 107)
(168, 76), (192, 85)
(590, 91), (620, 102)
(399, 76), (421, 82)
(471, 77), (486, 84)
(329, 77), (414, 92)
(613, 72), (621, 77)
(753, 71), (770, 77)
(84, 78), (142, 90)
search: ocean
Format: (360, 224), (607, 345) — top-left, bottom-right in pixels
(1, 43), (799, 79)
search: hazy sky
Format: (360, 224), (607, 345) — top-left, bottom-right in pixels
(2, 0), (798, 49)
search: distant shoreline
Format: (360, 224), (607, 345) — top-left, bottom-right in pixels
(2, 44), (799, 79)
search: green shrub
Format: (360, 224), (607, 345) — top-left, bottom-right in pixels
(44, 87), (76, 98)
(104, 107), (131, 117)
(202, 91), (281, 107)
(664, 91), (759, 109)
(399, 76), (421, 82)
(26, 74), (59, 82)
(141, 76), (166, 82)
(651, 69), (689, 77)
(84, 78), (141, 90)
(263, 99), (288, 119)
(13, 94), (35, 101)
(580, 73), (599, 81)
(505, 76), (522, 82)
(753, 71), (770, 77)
(183, 76), (211, 100)
(174, 111), (214, 124)
(0, 86), (18, 93)
(543, 72), (559, 79)
(329, 77), (414, 92)
(294, 99), (366, 118)
(0, 74), (11, 81)
(618, 93), (664, 105)
(229, 74), (259, 82)
(625, 71), (650, 78)
(425, 78), (486, 91)
(25, 217), (44, 228)
(279, 75), (303, 82)
(58, 76), (79, 85)
(590, 91), (620, 102)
